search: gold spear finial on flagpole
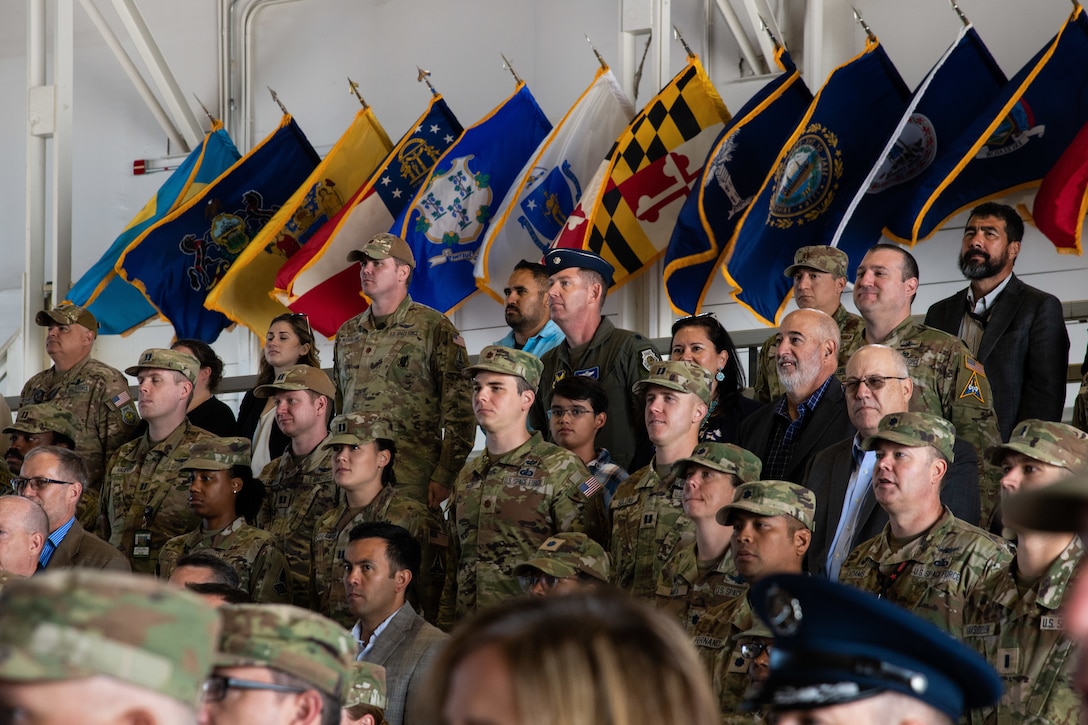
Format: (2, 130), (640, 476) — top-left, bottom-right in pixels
(347, 78), (369, 109)
(417, 66), (438, 95)
(851, 7), (877, 42)
(673, 25), (695, 59)
(585, 34), (608, 69)
(500, 53), (523, 85)
(193, 94), (216, 125)
(949, 0), (970, 26)
(268, 87), (289, 115)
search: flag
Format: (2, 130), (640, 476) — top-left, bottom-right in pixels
(118, 115), (320, 342)
(274, 96), (462, 337)
(830, 25), (1006, 274)
(662, 47), (812, 315)
(66, 123), (241, 334)
(723, 39), (910, 325)
(397, 82), (552, 313)
(552, 56), (731, 289)
(205, 107), (392, 336)
(473, 67), (634, 302)
(886, 6), (1088, 244)
(1033, 117), (1088, 252)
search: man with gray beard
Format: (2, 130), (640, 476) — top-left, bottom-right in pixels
(739, 309), (853, 483)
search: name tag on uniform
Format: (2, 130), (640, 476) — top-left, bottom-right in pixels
(693, 636), (725, 649)
(963, 623), (996, 637)
(503, 476), (543, 490)
(715, 584), (746, 599)
(842, 568), (866, 580)
(1041, 616), (1064, 630)
(611, 495), (639, 509)
(912, 566), (960, 583)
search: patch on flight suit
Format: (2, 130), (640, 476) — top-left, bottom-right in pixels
(640, 348), (660, 371)
(960, 372), (985, 402)
(574, 366), (600, 379)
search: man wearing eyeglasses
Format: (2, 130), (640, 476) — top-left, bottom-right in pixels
(548, 375), (628, 507)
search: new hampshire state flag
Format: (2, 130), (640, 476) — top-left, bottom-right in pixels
(397, 83), (552, 313)
(275, 96), (462, 337)
(724, 39), (910, 325)
(663, 47), (811, 316)
(886, 6), (1088, 244)
(118, 115), (320, 341)
(473, 67), (634, 302)
(205, 107), (392, 336)
(67, 122), (241, 335)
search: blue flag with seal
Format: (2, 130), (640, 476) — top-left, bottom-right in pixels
(663, 46), (812, 316)
(396, 82), (552, 313)
(886, 6), (1088, 244)
(67, 122), (241, 335)
(723, 39), (911, 326)
(118, 115), (320, 341)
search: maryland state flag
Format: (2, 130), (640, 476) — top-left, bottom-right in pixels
(396, 83), (552, 313)
(274, 96), (462, 337)
(205, 107), (392, 336)
(886, 6), (1088, 244)
(663, 47), (811, 316)
(67, 123), (241, 334)
(118, 115), (320, 342)
(1034, 117), (1088, 252)
(724, 39), (910, 326)
(553, 56), (731, 289)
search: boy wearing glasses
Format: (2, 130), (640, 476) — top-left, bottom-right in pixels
(548, 375), (628, 507)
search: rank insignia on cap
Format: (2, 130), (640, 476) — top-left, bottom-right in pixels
(742, 489), (753, 499)
(541, 537), (563, 551)
(140, 352), (153, 363)
(551, 256), (561, 265)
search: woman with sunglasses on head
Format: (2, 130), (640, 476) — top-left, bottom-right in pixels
(171, 339), (236, 438)
(670, 314), (762, 445)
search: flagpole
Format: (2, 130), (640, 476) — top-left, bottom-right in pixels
(500, 53), (523, 85)
(347, 78), (369, 109)
(268, 87), (290, 115)
(417, 67), (438, 96)
(672, 25), (696, 59)
(193, 94), (217, 126)
(948, 0), (970, 25)
(759, 16), (783, 52)
(585, 34), (609, 69)
(851, 7), (877, 43)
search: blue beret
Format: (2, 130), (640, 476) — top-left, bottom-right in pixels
(544, 249), (615, 287)
(748, 575), (1001, 721)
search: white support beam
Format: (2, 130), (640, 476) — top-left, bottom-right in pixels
(52, 0), (74, 305)
(24, 0), (48, 381)
(737, 0), (779, 72)
(713, 0), (768, 75)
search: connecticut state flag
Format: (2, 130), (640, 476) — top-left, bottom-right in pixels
(205, 107), (392, 336)
(663, 46), (812, 316)
(396, 82), (552, 313)
(724, 39), (910, 325)
(473, 67), (634, 302)
(274, 96), (462, 337)
(553, 56), (731, 289)
(118, 115), (320, 342)
(67, 122), (241, 335)
(1034, 116), (1088, 253)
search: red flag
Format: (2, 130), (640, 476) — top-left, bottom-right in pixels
(1033, 117), (1088, 253)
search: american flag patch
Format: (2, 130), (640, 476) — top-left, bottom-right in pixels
(112, 391), (132, 406)
(579, 476), (602, 498)
(429, 529), (449, 547)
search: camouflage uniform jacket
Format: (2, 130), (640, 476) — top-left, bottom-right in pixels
(311, 484), (443, 626)
(691, 590), (756, 719)
(438, 432), (608, 629)
(157, 516), (291, 604)
(100, 419), (214, 575)
(655, 544), (746, 634)
(22, 356), (139, 527)
(257, 442), (338, 609)
(840, 507), (1013, 634)
(963, 536), (1083, 725)
(533, 317), (659, 471)
(610, 461), (694, 600)
(333, 295), (474, 504)
(753, 305), (865, 403)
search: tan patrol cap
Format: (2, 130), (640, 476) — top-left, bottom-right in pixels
(861, 411), (956, 464)
(36, 303), (98, 335)
(783, 246), (849, 279)
(633, 360), (712, 405)
(324, 413), (394, 448)
(717, 480), (816, 530)
(988, 419), (1088, 473)
(125, 348), (200, 384)
(254, 364), (335, 399)
(465, 345), (544, 389)
(347, 232), (416, 269)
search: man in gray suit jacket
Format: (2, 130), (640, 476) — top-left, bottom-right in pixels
(345, 521), (448, 725)
(924, 202), (1069, 441)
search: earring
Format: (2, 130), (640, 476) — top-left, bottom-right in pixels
(715, 367), (725, 382)
(232, 489), (239, 495)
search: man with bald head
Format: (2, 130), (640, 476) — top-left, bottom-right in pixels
(0, 495), (48, 577)
(739, 309), (853, 484)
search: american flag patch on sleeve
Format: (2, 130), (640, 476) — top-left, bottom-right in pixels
(579, 476), (602, 498)
(112, 391), (132, 406)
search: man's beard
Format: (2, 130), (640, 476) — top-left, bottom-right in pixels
(958, 248), (1007, 280)
(777, 352), (822, 395)
(4, 448), (22, 476)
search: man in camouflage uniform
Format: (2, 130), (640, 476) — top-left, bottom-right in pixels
(655, 442), (762, 633)
(342, 661), (388, 724)
(512, 531), (611, 596)
(610, 360), (710, 599)
(0, 568), (221, 724)
(840, 412), (1012, 635)
(311, 412), (442, 625)
(21, 303), (138, 528)
(853, 244), (1003, 524)
(100, 348), (213, 575)
(202, 603), (355, 725)
(439, 345), (608, 628)
(333, 232), (474, 509)
(753, 246), (864, 403)
(4, 401), (77, 476)
(962, 420), (1088, 725)
(158, 437), (291, 604)
(255, 365), (339, 610)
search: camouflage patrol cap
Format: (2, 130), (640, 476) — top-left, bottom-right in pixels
(633, 360), (712, 405)
(181, 437), (251, 471)
(716, 480), (816, 531)
(3, 403), (78, 441)
(216, 604), (355, 698)
(783, 245), (849, 279)
(346, 232), (416, 269)
(253, 364), (336, 399)
(342, 661), (387, 710)
(36, 303), (98, 335)
(861, 411), (956, 463)
(0, 569), (221, 706)
(512, 532), (611, 583)
(125, 348), (199, 384)
(673, 442), (763, 484)
(732, 619), (774, 642)
(464, 345), (544, 388)
(988, 419), (1088, 472)
(324, 413), (395, 448)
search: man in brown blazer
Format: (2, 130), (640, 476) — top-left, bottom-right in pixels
(17, 445), (130, 571)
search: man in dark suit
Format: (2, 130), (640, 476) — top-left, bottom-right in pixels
(345, 521), (448, 725)
(925, 202), (1069, 441)
(740, 309), (853, 485)
(17, 445), (130, 571)
(804, 345), (979, 580)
